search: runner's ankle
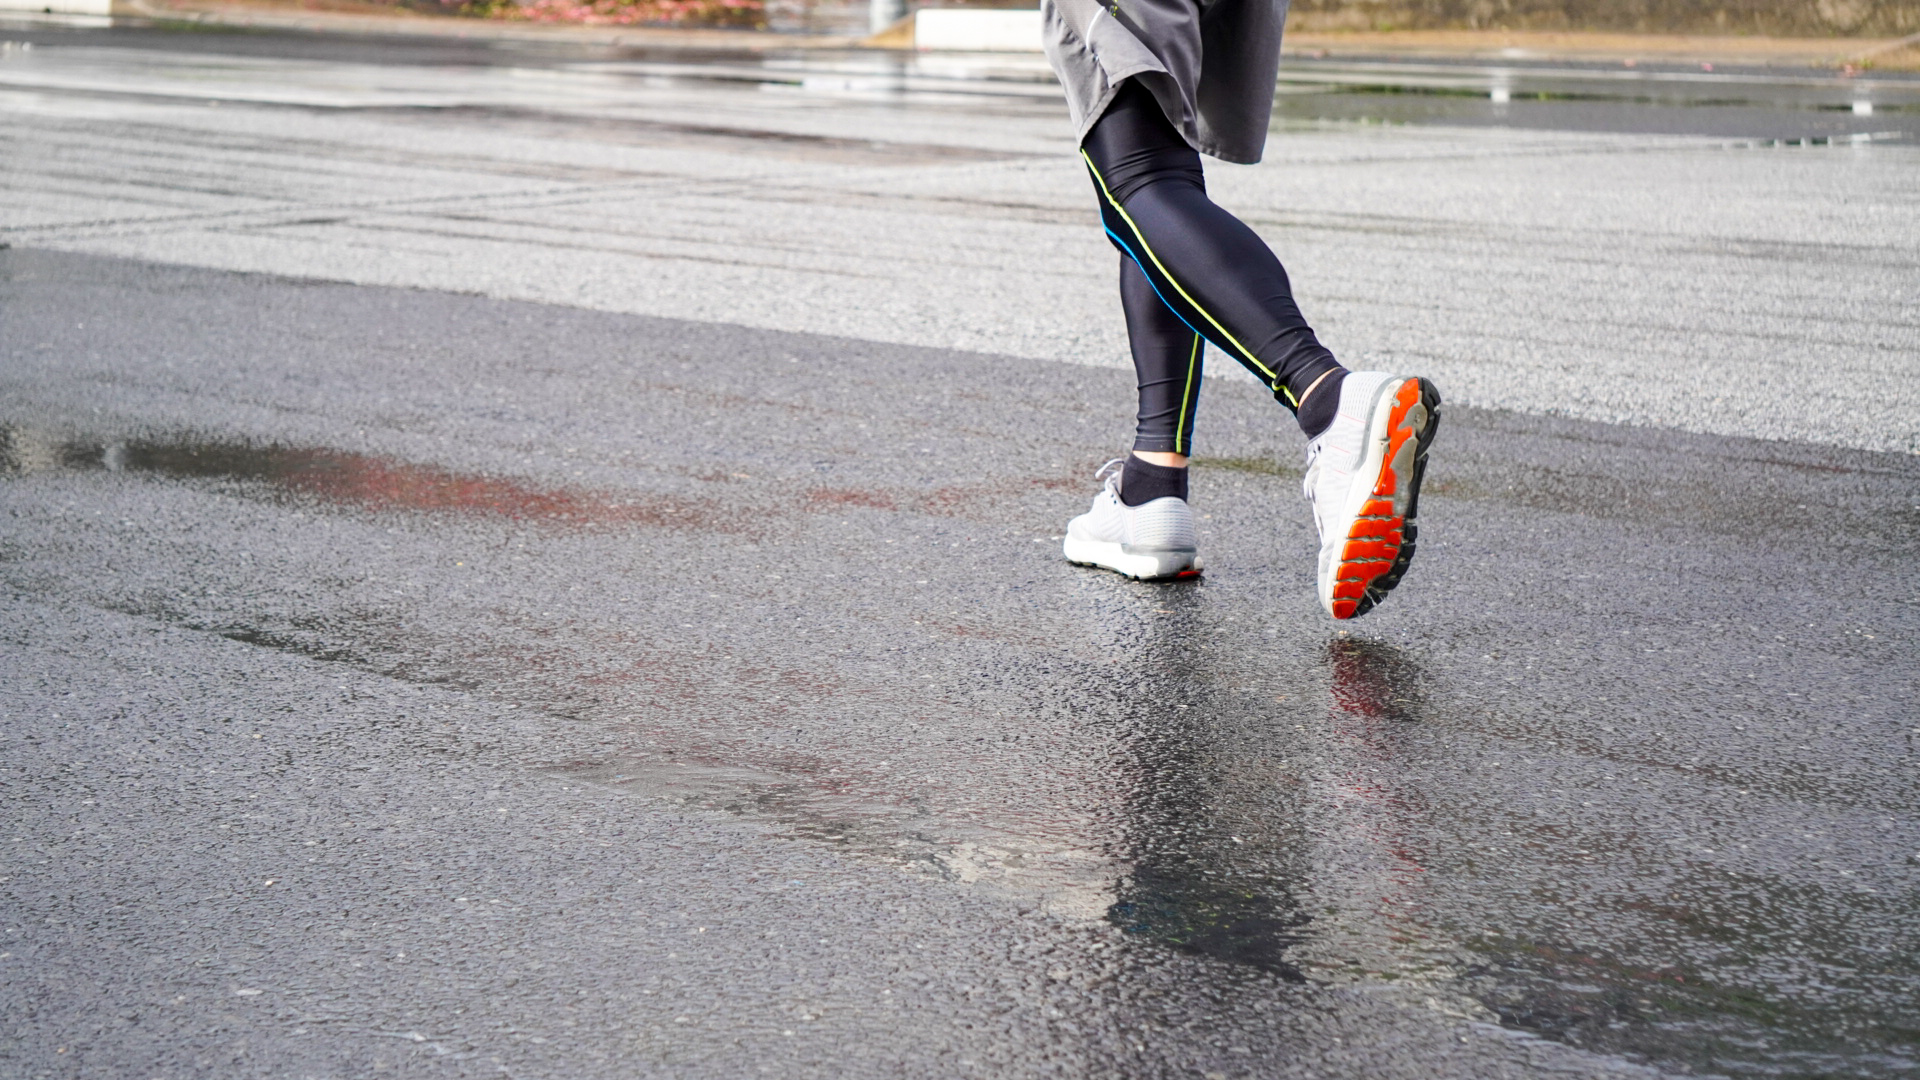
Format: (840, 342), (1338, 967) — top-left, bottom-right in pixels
(1294, 366), (1348, 439)
(1120, 454), (1189, 506)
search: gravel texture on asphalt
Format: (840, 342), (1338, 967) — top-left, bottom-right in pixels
(2, 248), (1916, 1078)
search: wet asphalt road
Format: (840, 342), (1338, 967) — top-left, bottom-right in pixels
(4, 18), (1920, 1080)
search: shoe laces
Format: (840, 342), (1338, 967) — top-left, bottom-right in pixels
(1094, 457), (1126, 497)
(1301, 442), (1326, 512)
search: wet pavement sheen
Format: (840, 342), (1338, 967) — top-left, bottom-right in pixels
(3, 248), (1917, 1078)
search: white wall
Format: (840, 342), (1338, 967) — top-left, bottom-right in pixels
(913, 8), (1042, 51)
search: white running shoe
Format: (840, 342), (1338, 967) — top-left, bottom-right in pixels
(1302, 372), (1441, 620)
(1063, 459), (1203, 581)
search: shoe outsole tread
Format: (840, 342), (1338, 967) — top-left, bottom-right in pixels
(1329, 377), (1441, 620)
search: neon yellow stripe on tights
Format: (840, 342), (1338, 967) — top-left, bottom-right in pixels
(1176, 333), (1200, 454)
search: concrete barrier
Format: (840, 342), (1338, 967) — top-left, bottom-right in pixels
(912, 8), (1041, 51)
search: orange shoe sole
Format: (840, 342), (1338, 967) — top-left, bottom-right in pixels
(1329, 377), (1439, 620)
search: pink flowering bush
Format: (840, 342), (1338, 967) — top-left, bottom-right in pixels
(476, 0), (763, 26)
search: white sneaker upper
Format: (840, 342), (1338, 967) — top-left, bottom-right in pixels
(1302, 372), (1438, 619)
(1062, 460), (1201, 580)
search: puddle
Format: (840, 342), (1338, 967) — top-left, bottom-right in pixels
(549, 753), (1121, 920)
(0, 425), (731, 531)
(0, 425), (1090, 531)
(1269, 64), (1920, 140)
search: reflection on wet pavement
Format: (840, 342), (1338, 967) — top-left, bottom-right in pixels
(1, 428), (732, 530)
(1269, 61), (1920, 140)
(1327, 636), (1425, 726)
(1104, 591), (1313, 979)
(7, 407), (1919, 1077)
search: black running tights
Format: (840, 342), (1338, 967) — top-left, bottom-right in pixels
(1083, 80), (1340, 454)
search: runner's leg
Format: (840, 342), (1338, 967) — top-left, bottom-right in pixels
(1123, 254), (1204, 459)
(1084, 80), (1347, 435)
(1074, 82), (1439, 616)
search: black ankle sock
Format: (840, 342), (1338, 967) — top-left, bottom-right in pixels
(1120, 455), (1189, 507)
(1292, 366), (1348, 439)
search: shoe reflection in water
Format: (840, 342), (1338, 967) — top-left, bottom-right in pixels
(1103, 607), (1436, 982)
(1310, 637), (1445, 980)
(1101, 592), (1312, 979)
